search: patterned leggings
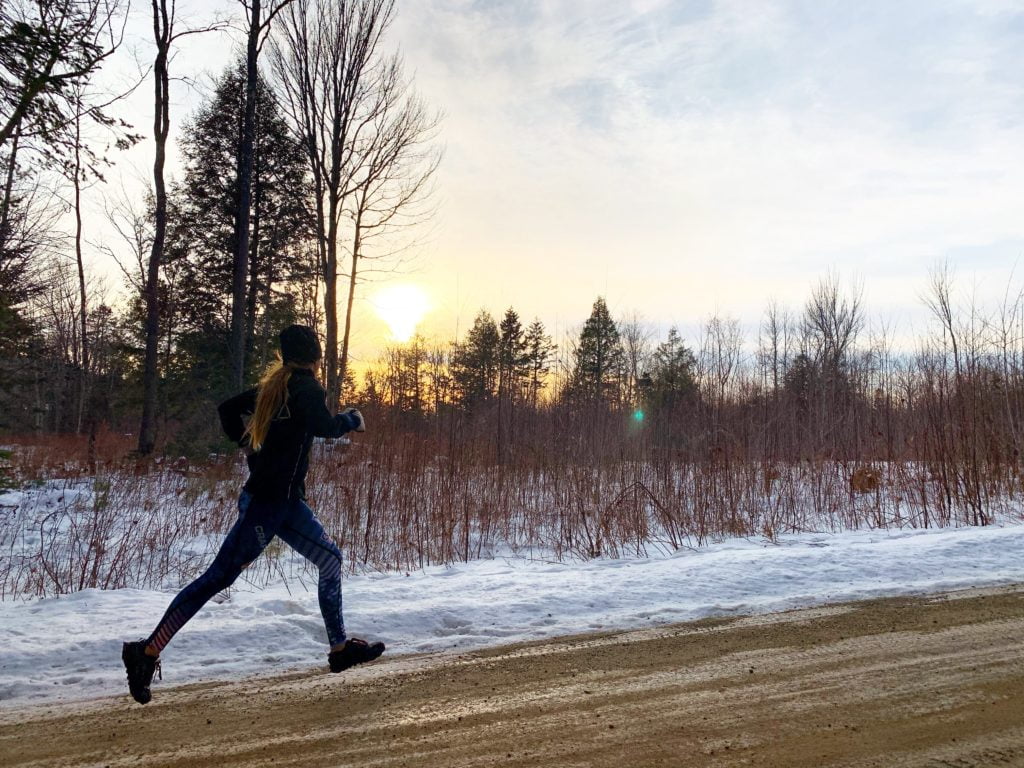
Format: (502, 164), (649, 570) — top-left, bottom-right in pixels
(146, 491), (346, 651)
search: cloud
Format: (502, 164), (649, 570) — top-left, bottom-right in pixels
(387, 0), (1024, 343)
(81, 0), (1024, 358)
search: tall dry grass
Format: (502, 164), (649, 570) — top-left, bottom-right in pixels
(5, 397), (1020, 601)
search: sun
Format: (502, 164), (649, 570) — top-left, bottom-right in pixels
(372, 284), (431, 342)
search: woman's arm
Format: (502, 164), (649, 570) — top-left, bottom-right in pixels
(293, 378), (360, 438)
(217, 388), (257, 445)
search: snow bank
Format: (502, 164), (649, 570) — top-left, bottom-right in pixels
(1, 523), (1022, 707)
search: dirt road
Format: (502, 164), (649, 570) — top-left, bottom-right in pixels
(2, 585), (1023, 767)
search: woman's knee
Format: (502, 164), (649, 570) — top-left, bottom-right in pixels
(204, 561), (245, 592)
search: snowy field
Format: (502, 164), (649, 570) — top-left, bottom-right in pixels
(1, 522), (1023, 708)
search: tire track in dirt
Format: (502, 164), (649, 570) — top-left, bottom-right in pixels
(2, 585), (1022, 767)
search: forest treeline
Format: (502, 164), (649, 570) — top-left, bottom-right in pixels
(360, 275), (1022, 526)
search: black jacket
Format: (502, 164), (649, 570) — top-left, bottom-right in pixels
(218, 368), (357, 501)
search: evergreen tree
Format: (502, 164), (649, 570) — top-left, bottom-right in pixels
(643, 327), (697, 410)
(384, 335), (428, 417)
(0, 180), (43, 354)
(452, 310), (500, 407)
(169, 59), (310, 396)
(497, 307), (526, 402)
(782, 352), (817, 414)
(151, 60), (310, 449)
(522, 318), (555, 407)
(0, 158), (59, 431)
(571, 297), (625, 404)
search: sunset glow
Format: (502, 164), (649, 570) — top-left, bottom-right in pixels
(372, 284), (431, 343)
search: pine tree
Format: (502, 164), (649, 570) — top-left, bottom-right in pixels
(170, 59), (310, 394)
(389, 335), (428, 417)
(452, 310), (500, 407)
(783, 352), (818, 415)
(153, 60), (310, 448)
(522, 318), (555, 407)
(497, 307), (526, 402)
(0, 180), (41, 354)
(571, 297), (625, 404)
(643, 327), (697, 410)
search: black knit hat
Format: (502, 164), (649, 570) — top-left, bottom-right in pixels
(279, 324), (322, 364)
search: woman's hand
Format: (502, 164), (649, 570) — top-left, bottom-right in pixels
(342, 407), (366, 433)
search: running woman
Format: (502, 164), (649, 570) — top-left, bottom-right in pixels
(122, 324), (384, 704)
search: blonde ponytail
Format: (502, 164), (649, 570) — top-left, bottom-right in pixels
(244, 354), (302, 451)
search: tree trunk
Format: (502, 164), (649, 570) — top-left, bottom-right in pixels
(0, 124), (20, 249)
(259, 248), (273, 370)
(339, 210), (361, 400)
(310, 147), (328, 387)
(138, 1), (171, 456)
(230, 0), (261, 391)
(323, 187), (339, 411)
(246, 158), (262, 366)
(72, 102), (88, 435)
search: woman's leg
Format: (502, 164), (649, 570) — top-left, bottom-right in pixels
(145, 492), (280, 654)
(276, 500), (346, 647)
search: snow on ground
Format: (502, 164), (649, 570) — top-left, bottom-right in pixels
(1, 523), (1023, 708)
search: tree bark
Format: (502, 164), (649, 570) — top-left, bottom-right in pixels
(324, 185), (339, 410)
(138, 0), (171, 456)
(0, 124), (20, 258)
(245, 152), (263, 365)
(72, 100), (88, 435)
(230, 0), (262, 391)
(339, 209), (361, 396)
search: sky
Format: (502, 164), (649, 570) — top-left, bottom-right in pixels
(85, 0), (1024, 362)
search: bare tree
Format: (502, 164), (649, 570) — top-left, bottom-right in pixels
(995, 276), (1023, 455)
(42, 47), (144, 435)
(802, 274), (864, 372)
(33, 256), (81, 429)
(138, 0), (226, 454)
(923, 262), (961, 380)
(61, 84), (126, 434)
(70, 87), (88, 433)
(758, 300), (794, 393)
(98, 182), (154, 292)
(700, 313), (743, 408)
(227, 0), (296, 390)
(340, 53), (440, 385)
(270, 0), (396, 408)
(922, 261), (990, 525)
(618, 311), (653, 406)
